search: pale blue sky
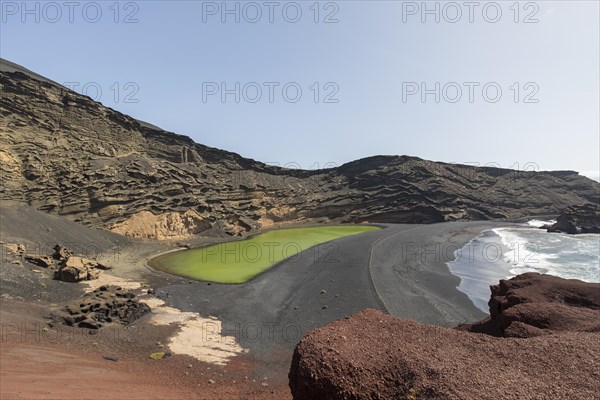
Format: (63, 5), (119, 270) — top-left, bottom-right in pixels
(1, 1), (598, 179)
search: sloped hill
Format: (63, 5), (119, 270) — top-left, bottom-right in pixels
(1, 58), (598, 237)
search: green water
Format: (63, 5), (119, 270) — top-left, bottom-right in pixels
(149, 225), (380, 283)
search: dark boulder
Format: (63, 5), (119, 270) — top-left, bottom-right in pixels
(547, 203), (600, 234)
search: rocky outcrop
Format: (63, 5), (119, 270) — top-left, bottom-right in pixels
(547, 203), (600, 234)
(24, 254), (54, 268)
(109, 210), (212, 239)
(463, 272), (600, 337)
(289, 274), (600, 399)
(52, 244), (71, 261)
(54, 256), (102, 282)
(19, 243), (110, 281)
(48, 285), (151, 329)
(1, 58), (599, 237)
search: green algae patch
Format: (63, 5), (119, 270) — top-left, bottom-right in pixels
(148, 225), (380, 284)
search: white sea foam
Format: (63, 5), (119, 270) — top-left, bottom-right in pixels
(447, 222), (599, 313)
(525, 219), (556, 228)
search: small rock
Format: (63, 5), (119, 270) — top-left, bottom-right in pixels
(103, 355), (118, 362)
(320, 290), (327, 295)
(89, 329), (98, 335)
(187, 364), (193, 368)
(25, 255), (54, 268)
(149, 352), (165, 360)
(322, 305), (328, 309)
(208, 379), (215, 384)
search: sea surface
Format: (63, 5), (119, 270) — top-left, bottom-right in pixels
(447, 220), (600, 313)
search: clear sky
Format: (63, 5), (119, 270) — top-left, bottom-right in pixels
(1, 1), (598, 180)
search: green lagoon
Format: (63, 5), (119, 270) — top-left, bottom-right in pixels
(149, 225), (380, 283)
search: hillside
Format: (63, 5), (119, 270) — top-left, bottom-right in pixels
(1, 58), (598, 238)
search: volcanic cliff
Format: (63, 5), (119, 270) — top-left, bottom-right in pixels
(1, 58), (598, 238)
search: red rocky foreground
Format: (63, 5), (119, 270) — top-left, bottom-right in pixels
(289, 273), (600, 400)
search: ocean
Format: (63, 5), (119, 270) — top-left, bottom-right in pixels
(447, 220), (600, 313)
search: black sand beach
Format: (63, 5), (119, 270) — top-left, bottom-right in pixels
(149, 221), (514, 368)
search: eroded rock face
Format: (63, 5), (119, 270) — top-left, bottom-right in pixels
(2, 59), (599, 235)
(547, 203), (600, 234)
(464, 272), (600, 337)
(289, 274), (600, 400)
(109, 210), (212, 239)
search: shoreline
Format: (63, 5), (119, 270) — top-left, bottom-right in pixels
(369, 221), (518, 326)
(146, 224), (386, 285)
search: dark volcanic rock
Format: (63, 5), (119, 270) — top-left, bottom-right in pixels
(51, 285), (150, 328)
(547, 203), (600, 234)
(289, 274), (600, 400)
(464, 272), (600, 337)
(1, 58), (599, 236)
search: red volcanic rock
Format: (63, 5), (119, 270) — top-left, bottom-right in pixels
(466, 272), (600, 337)
(289, 274), (600, 400)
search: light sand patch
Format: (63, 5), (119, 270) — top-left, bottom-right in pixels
(83, 274), (142, 292)
(139, 297), (247, 365)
